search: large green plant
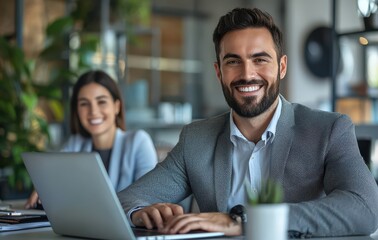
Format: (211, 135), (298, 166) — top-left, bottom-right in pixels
(0, 37), (51, 190)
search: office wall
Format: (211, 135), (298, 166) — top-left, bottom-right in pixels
(285, 0), (362, 109)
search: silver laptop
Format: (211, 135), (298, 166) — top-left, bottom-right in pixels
(22, 152), (224, 240)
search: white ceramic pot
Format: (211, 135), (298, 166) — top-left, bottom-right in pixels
(245, 203), (289, 240)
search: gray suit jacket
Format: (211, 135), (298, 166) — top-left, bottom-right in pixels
(118, 96), (378, 237)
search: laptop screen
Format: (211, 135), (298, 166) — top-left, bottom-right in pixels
(22, 152), (224, 240)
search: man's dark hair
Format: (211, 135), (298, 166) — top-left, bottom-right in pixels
(212, 8), (284, 64)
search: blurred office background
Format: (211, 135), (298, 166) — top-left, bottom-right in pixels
(1, 0), (378, 199)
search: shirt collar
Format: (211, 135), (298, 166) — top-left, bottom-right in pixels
(230, 97), (282, 144)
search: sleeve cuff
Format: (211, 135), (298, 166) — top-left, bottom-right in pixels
(127, 206), (146, 227)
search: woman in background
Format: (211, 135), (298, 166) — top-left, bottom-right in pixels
(25, 70), (158, 208)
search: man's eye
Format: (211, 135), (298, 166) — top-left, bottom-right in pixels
(255, 58), (267, 63)
(226, 59), (240, 65)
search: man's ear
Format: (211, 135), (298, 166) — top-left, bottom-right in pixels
(214, 62), (222, 83)
(279, 55), (288, 79)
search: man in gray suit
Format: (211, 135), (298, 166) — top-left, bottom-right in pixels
(118, 8), (378, 237)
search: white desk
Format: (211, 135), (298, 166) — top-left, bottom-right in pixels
(1, 227), (378, 240)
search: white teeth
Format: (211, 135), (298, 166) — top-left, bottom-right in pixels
(90, 118), (103, 125)
(238, 85), (260, 92)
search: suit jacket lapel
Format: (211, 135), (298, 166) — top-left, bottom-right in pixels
(214, 116), (233, 212)
(270, 96), (295, 184)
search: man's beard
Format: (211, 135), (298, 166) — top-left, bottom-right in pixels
(221, 72), (280, 118)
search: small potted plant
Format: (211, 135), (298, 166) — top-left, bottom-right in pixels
(245, 179), (289, 240)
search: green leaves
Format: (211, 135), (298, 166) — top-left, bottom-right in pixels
(246, 179), (284, 205)
(46, 16), (74, 38)
(116, 0), (151, 26)
(0, 37), (50, 191)
(21, 93), (38, 111)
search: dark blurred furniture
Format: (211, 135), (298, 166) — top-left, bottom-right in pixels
(355, 124), (378, 167)
(358, 139), (372, 166)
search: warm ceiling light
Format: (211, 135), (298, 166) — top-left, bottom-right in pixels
(359, 36), (369, 45)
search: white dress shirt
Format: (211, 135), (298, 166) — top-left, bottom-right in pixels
(227, 98), (282, 210)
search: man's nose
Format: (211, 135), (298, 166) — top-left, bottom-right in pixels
(241, 62), (258, 80)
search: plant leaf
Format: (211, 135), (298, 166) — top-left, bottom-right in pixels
(46, 16), (74, 37)
(245, 179), (284, 205)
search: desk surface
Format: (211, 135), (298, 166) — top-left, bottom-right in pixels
(1, 227), (378, 240)
(1, 200), (378, 240)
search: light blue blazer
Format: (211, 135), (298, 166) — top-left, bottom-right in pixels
(61, 128), (157, 192)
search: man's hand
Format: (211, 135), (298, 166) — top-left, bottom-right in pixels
(131, 203), (184, 230)
(162, 212), (242, 236)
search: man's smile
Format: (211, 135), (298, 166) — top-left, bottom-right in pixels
(236, 85), (262, 93)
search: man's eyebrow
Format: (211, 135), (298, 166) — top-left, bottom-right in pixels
(222, 53), (240, 61)
(250, 51), (272, 59)
(222, 51), (273, 61)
